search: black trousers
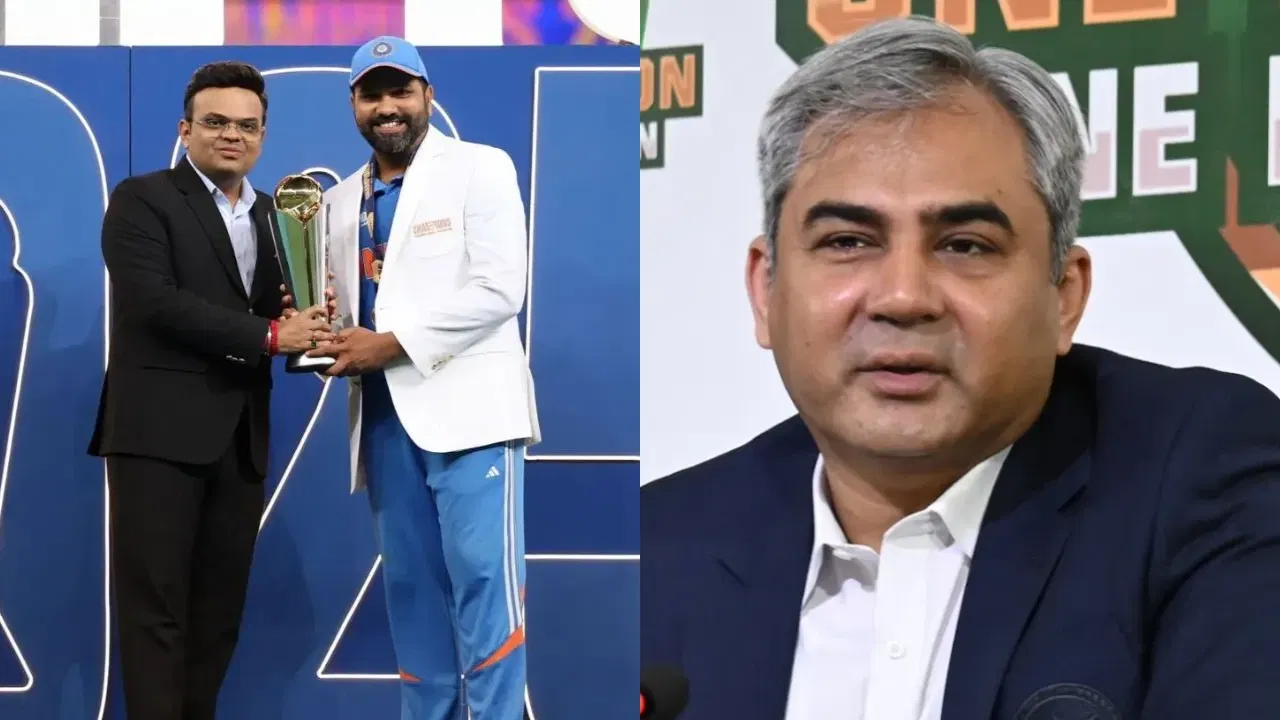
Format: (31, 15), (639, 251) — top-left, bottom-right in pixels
(107, 410), (265, 720)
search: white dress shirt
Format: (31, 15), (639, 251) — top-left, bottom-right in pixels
(782, 447), (1009, 720)
(187, 155), (258, 292)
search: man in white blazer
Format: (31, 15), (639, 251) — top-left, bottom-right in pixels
(307, 36), (541, 720)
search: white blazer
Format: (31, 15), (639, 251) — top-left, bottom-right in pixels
(324, 128), (541, 493)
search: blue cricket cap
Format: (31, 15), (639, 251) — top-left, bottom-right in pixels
(350, 36), (428, 88)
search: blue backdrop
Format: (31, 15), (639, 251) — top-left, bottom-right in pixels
(0, 44), (637, 720)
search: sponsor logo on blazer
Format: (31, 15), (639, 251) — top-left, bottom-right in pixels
(413, 218), (453, 237)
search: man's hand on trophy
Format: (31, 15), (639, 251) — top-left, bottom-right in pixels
(305, 326), (403, 376)
(275, 305), (336, 354)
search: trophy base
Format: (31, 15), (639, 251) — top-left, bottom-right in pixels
(286, 352), (336, 374)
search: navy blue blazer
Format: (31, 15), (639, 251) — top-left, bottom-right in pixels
(641, 344), (1280, 720)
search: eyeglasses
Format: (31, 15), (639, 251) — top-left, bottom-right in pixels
(194, 115), (263, 137)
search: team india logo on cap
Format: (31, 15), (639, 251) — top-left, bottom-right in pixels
(775, 0), (1280, 364)
(373, 41), (392, 57)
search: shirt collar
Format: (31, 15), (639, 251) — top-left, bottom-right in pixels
(801, 445), (1009, 602)
(373, 174), (404, 194)
(186, 155), (255, 209)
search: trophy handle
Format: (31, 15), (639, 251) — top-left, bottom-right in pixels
(322, 202), (336, 326)
(266, 211), (293, 302)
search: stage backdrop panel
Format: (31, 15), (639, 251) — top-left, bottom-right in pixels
(0, 47), (131, 720)
(526, 65), (640, 460)
(125, 44), (637, 720)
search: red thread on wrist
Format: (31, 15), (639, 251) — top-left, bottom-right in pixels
(268, 320), (280, 356)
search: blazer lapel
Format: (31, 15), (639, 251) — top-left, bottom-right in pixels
(709, 417), (817, 719)
(383, 127), (448, 276)
(941, 357), (1095, 720)
(172, 157), (248, 301)
(248, 195), (282, 306)
(342, 184), (362, 331)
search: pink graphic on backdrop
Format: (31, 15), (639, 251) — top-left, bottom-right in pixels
(1135, 127), (1196, 195)
(225, 0), (405, 46)
(1272, 118), (1279, 186)
(502, 0), (612, 45)
(1082, 132), (1115, 199)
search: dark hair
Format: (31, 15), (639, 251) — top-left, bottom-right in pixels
(183, 61), (269, 124)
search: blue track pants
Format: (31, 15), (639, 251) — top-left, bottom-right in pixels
(362, 373), (527, 720)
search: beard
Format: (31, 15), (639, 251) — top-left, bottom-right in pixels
(359, 110), (431, 157)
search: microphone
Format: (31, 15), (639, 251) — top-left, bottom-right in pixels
(641, 665), (689, 719)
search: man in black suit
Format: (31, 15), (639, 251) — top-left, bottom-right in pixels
(88, 61), (334, 720)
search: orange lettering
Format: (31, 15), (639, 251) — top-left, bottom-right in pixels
(935, 0), (979, 33)
(806, 0), (1172, 45)
(807, 0), (1062, 42)
(933, 0), (1060, 32)
(806, 0), (910, 45)
(994, 0), (1059, 30)
(1083, 0), (1175, 25)
(658, 54), (698, 112)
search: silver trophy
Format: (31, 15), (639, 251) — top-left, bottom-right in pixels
(272, 174), (336, 373)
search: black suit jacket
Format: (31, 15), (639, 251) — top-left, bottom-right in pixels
(641, 344), (1280, 719)
(88, 158), (285, 475)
